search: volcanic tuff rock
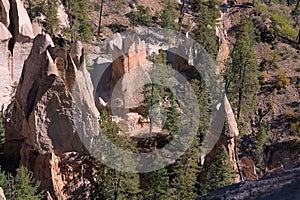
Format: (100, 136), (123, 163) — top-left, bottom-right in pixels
(0, 0), (34, 108)
(3, 34), (99, 199)
(0, 187), (5, 200)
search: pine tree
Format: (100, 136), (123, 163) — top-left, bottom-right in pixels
(10, 166), (44, 200)
(255, 121), (269, 166)
(192, 0), (219, 59)
(141, 158), (170, 200)
(64, 0), (93, 41)
(164, 92), (180, 136)
(169, 138), (201, 200)
(199, 145), (234, 195)
(96, 110), (140, 200)
(127, 5), (153, 28)
(42, 0), (59, 36)
(24, 0), (58, 37)
(161, 0), (179, 29)
(225, 17), (260, 134)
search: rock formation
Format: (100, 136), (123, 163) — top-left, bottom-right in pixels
(109, 33), (149, 109)
(0, 187), (5, 200)
(0, 0), (34, 108)
(3, 34), (99, 199)
(197, 167), (300, 200)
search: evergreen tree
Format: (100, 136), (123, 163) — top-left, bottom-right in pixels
(192, 0), (219, 59)
(225, 17), (260, 134)
(96, 110), (140, 200)
(24, 0), (59, 37)
(127, 5), (153, 28)
(0, 168), (8, 195)
(169, 138), (201, 200)
(255, 121), (269, 166)
(64, 0), (92, 41)
(164, 92), (180, 137)
(42, 0), (59, 36)
(199, 145), (234, 195)
(161, 0), (179, 29)
(141, 158), (170, 200)
(9, 166), (44, 200)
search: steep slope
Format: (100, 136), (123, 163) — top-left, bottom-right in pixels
(197, 167), (300, 200)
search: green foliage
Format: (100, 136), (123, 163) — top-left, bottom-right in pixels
(144, 50), (179, 136)
(64, 0), (93, 41)
(291, 122), (300, 135)
(170, 138), (201, 200)
(160, 0), (179, 29)
(199, 145), (234, 195)
(255, 121), (269, 166)
(0, 168), (8, 194)
(255, 3), (298, 39)
(24, 0), (59, 37)
(96, 109), (140, 200)
(141, 158), (170, 200)
(42, 0), (59, 36)
(276, 69), (290, 89)
(7, 166), (44, 200)
(164, 92), (180, 136)
(225, 17), (260, 135)
(127, 5), (153, 27)
(190, 79), (211, 141)
(97, 164), (140, 200)
(192, 0), (220, 59)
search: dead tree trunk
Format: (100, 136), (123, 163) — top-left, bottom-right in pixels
(97, 0), (104, 36)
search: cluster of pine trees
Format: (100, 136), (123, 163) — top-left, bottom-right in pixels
(24, 0), (92, 42)
(94, 48), (235, 199)
(0, 113), (43, 199)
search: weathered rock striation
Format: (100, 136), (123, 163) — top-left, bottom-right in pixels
(4, 34), (99, 199)
(0, 0), (34, 108)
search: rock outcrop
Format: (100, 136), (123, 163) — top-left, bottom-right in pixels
(4, 34), (99, 199)
(0, 23), (12, 108)
(0, 187), (5, 200)
(109, 33), (149, 109)
(0, 0), (34, 108)
(197, 167), (300, 200)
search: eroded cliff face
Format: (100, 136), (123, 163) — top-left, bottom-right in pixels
(0, 0), (34, 108)
(3, 34), (99, 199)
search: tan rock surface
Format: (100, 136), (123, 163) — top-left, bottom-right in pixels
(0, 187), (6, 200)
(4, 34), (99, 198)
(0, 0), (10, 27)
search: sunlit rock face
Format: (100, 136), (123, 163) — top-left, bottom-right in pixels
(0, 0), (34, 108)
(3, 34), (99, 199)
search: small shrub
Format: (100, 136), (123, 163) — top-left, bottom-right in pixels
(276, 70), (290, 88)
(255, 121), (269, 166)
(260, 71), (268, 84)
(283, 110), (294, 119)
(290, 122), (300, 135)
